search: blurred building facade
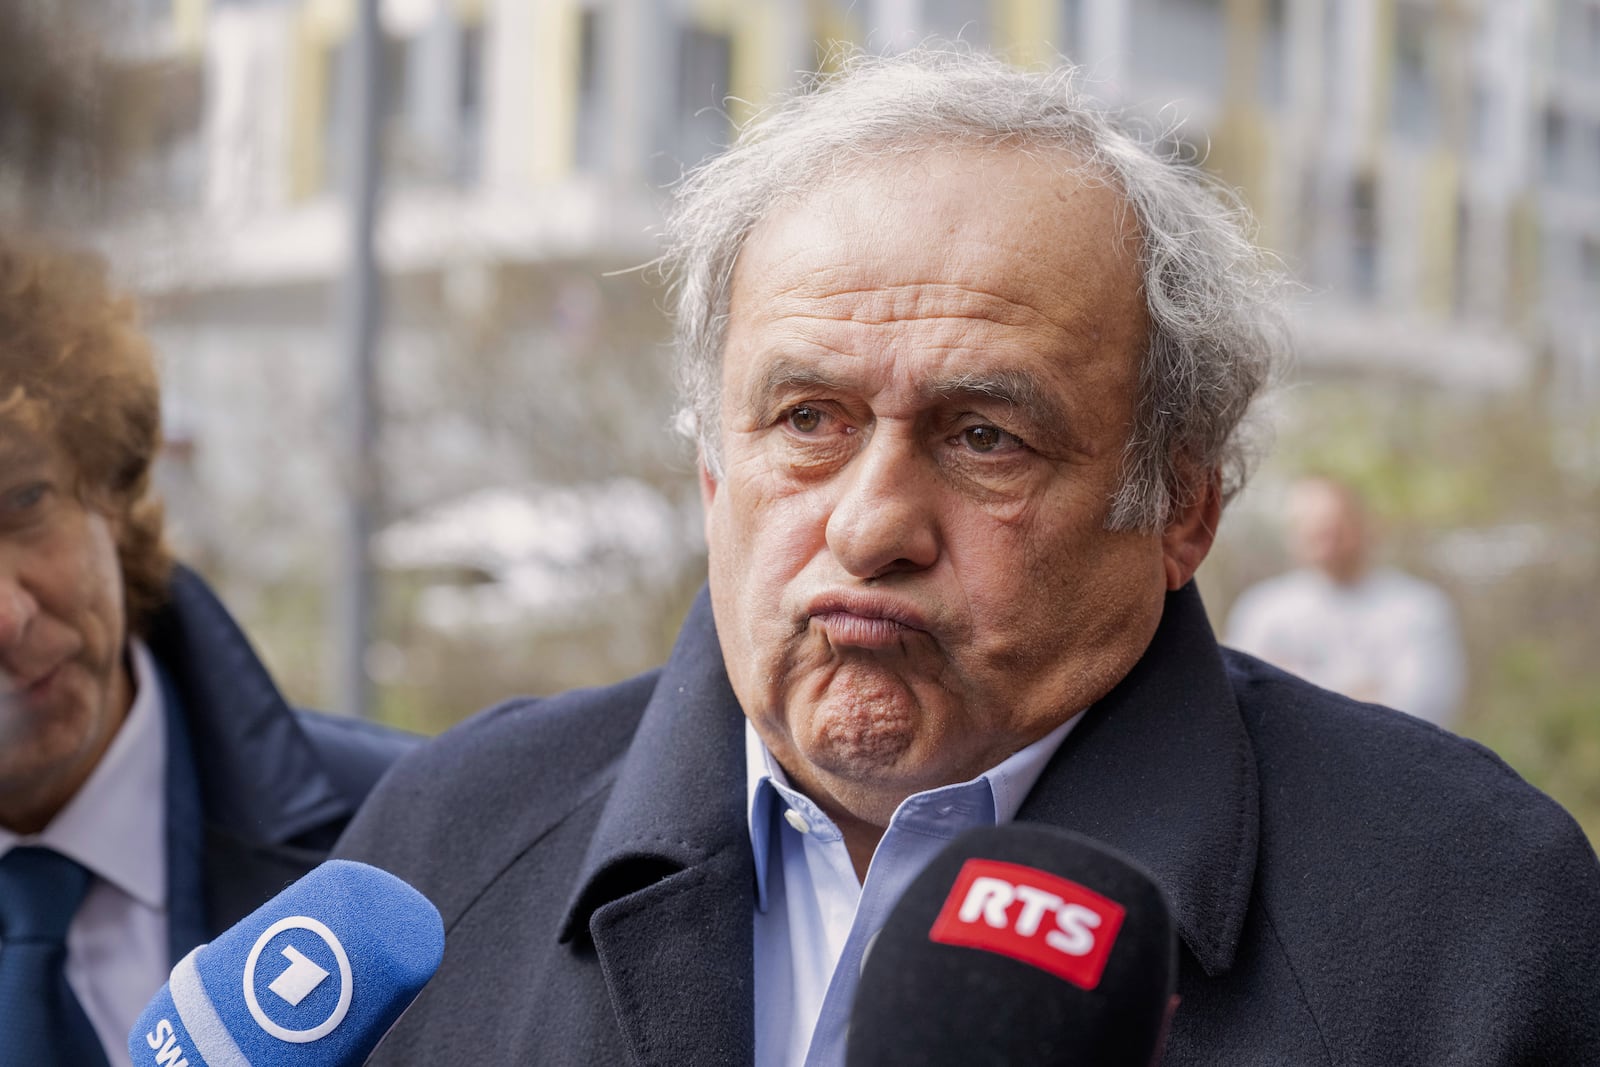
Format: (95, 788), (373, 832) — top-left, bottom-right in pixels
(107, 0), (1600, 468)
(84, 0), (1600, 714)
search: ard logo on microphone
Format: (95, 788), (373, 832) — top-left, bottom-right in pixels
(928, 859), (1126, 990)
(242, 916), (355, 1042)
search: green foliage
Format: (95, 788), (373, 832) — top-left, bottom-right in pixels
(1473, 641), (1600, 843)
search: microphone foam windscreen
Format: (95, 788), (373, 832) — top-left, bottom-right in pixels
(847, 824), (1176, 1067)
(130, 859), (444, 1067)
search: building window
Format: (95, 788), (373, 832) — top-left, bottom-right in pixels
(1582, 235), (1600, 291)
(1469, 83), (1491, 159)
(1258, 0), (1288, 105)
(1560, 0), (1600, 74)
(1058, 0), (1082, 60)
(1389, 2), (1435, 142)
(1129, 0), (1228, 100)
(922, 0), (991, 49)
(459, 25), (483, 115)
(1349, 172), (1380, 300)
(676, 26), (733, 170)
(1451, 195), (1471, 319)
(456, 22), (484, 183)
(323, 31), (415, 192)
(575, 8), (606, 173)
(1593, 120), (1600, 189)
(1542, 106), (1568, 187)
(323, 39), (351, 193)
(381, 33), (410, 127)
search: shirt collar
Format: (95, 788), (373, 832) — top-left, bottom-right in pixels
(745, 712), (1082, 912)
(0, 640), (167, 910)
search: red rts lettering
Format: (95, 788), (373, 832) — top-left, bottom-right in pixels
(927, 859), (1125, 989)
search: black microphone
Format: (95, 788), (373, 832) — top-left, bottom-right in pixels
(847, 824), (1177, 1066)
(129, 860), (443, 1066)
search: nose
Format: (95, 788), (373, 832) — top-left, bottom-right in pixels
(824, 428), (941, 580)
(0, 572), (37, 651)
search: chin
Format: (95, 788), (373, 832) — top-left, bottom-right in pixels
(801, 669), (925, 761)
(803, 720), (969, 817)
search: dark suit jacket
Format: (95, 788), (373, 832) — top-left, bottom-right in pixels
(336, 584), (1600, 1065)
(146, 564), (417, 954)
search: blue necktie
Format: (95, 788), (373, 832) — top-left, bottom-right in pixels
(0, 846), (112, 1067)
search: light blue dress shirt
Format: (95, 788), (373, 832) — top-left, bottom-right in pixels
(746, 714), (1081, 1067)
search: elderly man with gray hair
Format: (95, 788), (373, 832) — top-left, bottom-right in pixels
(338, 50), (1600, 1065)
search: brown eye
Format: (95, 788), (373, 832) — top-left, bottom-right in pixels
(962, 426), (1004, 453)
(788, 406), (824, 433)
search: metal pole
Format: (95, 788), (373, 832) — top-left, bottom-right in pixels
(334, 0), (383, 720)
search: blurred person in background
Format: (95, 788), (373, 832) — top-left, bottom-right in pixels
(336, 50), (1599, 1065)
(1226, 473), (1466, 728)
(0, 236), (416, 1066)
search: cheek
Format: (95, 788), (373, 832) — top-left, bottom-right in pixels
(959, 502), (1162, 657)
(948, 496), (1091, 604)
(713, 475), (828, 587)
(706, 478), (815, 680)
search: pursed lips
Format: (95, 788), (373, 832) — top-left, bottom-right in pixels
(805, 594), (931, 650)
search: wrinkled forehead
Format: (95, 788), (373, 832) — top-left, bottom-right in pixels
(728, 146), (1148, 355)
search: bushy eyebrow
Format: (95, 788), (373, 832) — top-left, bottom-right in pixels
(744, 358), (1061, 429)
(743, 358), (848, 412)
(929, 371), (1056, 429)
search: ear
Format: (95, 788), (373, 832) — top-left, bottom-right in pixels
(1161, 470), (1221, 591)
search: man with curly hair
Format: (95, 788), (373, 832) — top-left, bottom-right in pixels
(0, 236), (415, 1065)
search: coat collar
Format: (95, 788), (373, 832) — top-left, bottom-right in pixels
(143, 564), (352, 846)
(1016, 582), (1258, 977)
(558, 588), (755, 1065)
(559, 588), (752, 940)
(558, 580), (1258, 1059)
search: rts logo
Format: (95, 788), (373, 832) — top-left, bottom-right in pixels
(927, 859), (1125, 989)
(242, 916), (354, 1042)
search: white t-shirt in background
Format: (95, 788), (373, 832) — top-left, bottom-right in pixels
(1226, 567), (1466, 729)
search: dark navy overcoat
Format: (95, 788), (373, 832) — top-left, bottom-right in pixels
(338, 584), (1600, 1065)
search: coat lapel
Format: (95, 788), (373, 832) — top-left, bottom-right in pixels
(154, 656), (210, 961)
(145, 565), (353, 845)
(146, 566), (357, 936)
(1018, 582), (1259, 976)
(557, 590), (755, 1065)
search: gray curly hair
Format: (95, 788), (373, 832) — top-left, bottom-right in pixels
(663, 47), (1289, 532)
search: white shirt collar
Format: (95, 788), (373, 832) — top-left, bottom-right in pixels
(0, 639), (168, 910)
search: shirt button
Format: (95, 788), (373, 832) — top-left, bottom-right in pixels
(783, 808), (812, 834)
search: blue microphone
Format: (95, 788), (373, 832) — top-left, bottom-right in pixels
(129, 860), (443, 1066)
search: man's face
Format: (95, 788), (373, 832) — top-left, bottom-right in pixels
(0, 422), (131, 832)
(702, 150), (1214, 828)
(1287, 479), (1367, 582)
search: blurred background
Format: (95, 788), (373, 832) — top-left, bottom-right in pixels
(5, 0), (1597, 837)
